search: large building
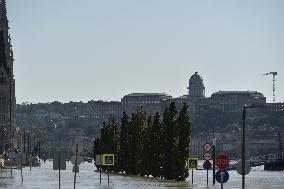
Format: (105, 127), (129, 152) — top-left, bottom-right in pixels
(0, 0), (16, 154)
(187, 72), (283, 114)
(88, 72), (283, 126)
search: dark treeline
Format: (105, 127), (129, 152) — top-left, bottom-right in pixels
(93, 102), (191, 181)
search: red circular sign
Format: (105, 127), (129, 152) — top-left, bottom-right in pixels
(216, 154), (229, 170)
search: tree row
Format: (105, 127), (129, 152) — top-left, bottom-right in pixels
(93, 102), (191, 181)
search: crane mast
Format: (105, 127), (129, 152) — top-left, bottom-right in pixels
(264, 72), (277, 103)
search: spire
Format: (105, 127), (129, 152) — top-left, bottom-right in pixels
(0, 0), (8, 29)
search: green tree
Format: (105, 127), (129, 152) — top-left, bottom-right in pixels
(100, 117), (120, 171)
(177, 103), (191, 181)
(141, 114), (152, 176)
(162, 102), (179, 180)
(149, 112), (164, 178)
(93, 137), (101, 169)
(118, 111), (129, 173)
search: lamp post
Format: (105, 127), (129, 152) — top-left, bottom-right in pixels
(212, 136), (216, 185)
(242, 104), (263, 189)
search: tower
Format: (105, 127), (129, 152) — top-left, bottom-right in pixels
(188, 72), (205, 99)
(187, 72), (205, 113)
(0, 0), (16, 154)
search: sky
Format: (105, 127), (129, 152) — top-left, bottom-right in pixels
(6, 0), (284, 103)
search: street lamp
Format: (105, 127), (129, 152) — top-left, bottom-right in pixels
(242, 104), (264, 189)
(212, 136), (216, 185)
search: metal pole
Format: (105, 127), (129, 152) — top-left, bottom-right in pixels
(20, 153), (23, 183)
(213, 137), (216, 185)
(74, 144), (78, 189)
(242, 106), (246, 189)
(108, 165), (110, 185)
(23, 131), (25, 153)
(100, 166), (102, 184)
(29, 133), (31, 171)
(192, 169), (193, 185)
(39, 140), (41, 161)
(58, 152), (61, 189)
(207, 169), (208, 187)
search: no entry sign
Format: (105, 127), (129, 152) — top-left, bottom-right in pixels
(216, 154), (229, 170)
(203, 160), (212, 170)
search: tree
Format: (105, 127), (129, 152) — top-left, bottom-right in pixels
(149, 112), (164, 178)
(118, 111), (129, 173)
(100, 117), (120, 171)
(141, 114), (152, 176)
(177, 103), (191, 181)
(93, 137), (101, 169)
(162, 102), (179, 180)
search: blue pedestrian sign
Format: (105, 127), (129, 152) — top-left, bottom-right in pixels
(188, 158), (198, 169)
(102, 154), (114, 166)
(215, 170), (229, 183)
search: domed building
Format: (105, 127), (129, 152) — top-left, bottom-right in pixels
(187, 72), (205, 113)
(188, 72), (205, 99)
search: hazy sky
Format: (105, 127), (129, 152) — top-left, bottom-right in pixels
(7, 0), (284, 103)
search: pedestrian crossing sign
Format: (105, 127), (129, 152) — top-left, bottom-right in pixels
(102, 154), (114, 165)
(188, 158), (198, 169)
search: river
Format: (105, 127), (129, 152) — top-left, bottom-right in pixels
(0, 161), (283, 189)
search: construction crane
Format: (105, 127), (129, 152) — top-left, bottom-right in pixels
(264, 72), (277, 103)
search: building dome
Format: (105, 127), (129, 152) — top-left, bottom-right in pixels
(188, 72), (205, 100)
(189, 72), (203, 85)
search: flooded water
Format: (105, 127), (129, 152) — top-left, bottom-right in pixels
(0, 161), (283, 189)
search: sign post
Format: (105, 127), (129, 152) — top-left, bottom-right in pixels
(216, 154), (230, 189)
(95, 155), (102, 183)
(216, 154), (229, 170)
(203, 143), (212, 187)
(213, 137), (216, 185)
(104, 154), (114, 185)
(102, 154), (115, 186)
(203, 160), (212, 187)
(53, 152), (66, 189)
(215, 170), (229, 189)
(188, 158), (198, 185)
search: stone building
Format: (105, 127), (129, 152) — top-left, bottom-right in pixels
(186, 72), (283, 114)
(88, 72), (283, 127)
(0, 0), (16, 154)
(121, 93), (173, 115)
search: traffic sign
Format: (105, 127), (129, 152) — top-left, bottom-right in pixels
(72, 165), (79, 173)
(71, 144), (83, 154)
(95, 155), (102, 165)
(236, 160), (251, 175)
(215, 170), (229, 183)
(236, 146), (251, 160)
(71, 155), (81, 165)
(203, 143), (212, 152)
(216, 154), (229, 170)
(203, 160), (212, 170)
(53, 152), (66, 170)
(188, 158), (198, 169)
(102, 154), (114, 166)
(203, 152), (211, 160)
